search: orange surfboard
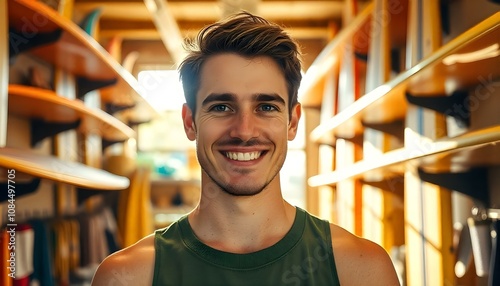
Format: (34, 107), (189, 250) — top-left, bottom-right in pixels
(0, 147), (129, 190)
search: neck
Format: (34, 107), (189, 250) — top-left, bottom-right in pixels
(188, 177), (296, 253)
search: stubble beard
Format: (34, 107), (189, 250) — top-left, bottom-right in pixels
(201, 167), (276, 196)
(198, 157), (284, 197)
(196, 137), (287, 197)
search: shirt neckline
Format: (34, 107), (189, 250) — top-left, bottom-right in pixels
(178, 207), (306, 270)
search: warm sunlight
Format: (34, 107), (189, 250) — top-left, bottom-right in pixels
(138, 69), (186, 111)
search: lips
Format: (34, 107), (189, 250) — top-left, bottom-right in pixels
(224, 151), (262, 161)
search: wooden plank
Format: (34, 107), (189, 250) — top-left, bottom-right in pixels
(304, 107), (321, 217)
(310, 11), (500, 144)
(8, 84), (135, 142)
(143, 0), (186, 65)
(335, 139), (360, 234)
(0, 147), (129, 190)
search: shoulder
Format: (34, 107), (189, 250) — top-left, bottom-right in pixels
(91, 233), (156, 286)
(329, 224), (400, 286)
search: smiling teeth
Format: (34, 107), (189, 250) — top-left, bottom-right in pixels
(226, 151), (262, 161)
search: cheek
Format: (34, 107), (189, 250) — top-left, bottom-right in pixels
(265, 118), (289, 137)
(196, 121), (222, 143)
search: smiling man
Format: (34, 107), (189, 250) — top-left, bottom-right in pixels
(91, 12), (400, 286)
(186, 53), (294, 198)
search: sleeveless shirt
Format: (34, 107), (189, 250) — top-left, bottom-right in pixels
(153, 207), (340, 286)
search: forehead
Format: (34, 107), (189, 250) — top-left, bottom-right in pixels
(197, 53), (288, 103)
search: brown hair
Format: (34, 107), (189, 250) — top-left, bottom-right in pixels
(178, 11), (302, 116)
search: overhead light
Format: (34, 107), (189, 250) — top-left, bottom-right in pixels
(144, 0), (159, 12)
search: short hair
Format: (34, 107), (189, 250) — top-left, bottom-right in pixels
(178, 11), (302, 116)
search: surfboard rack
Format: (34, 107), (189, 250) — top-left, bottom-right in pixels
(418, 167), (490, 204)
(0, 177), (41, 202)
(8, 28), (62, 59)
(336, 133), (364, 147)
(361, 118), (405, 142)
(406, 89), (470, 128)
(76, 188), (111, 205)
(76, 76), (117, 99)
(104, 102), (136, 115)
(31, 118), (81, 147)
(102, 139), (123, 150)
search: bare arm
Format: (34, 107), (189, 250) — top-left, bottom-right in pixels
(330, 225), (400, 286)
(91, 234), (155, 286)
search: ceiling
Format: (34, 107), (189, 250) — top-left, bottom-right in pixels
(73, 0), (370, 72)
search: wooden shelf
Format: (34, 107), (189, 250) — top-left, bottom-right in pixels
(406, 16), (500, 96)
(299, 3), (373, 108)
(310, 11), (500, 145)
(299, 1), (408, 108)
(8, 84), (135, 144)
(308, 124), (500, 187)
(7, 0), (146, 107)
(0, 147), (129, 190)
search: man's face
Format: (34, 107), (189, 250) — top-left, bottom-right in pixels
(182, 53), (301, 196)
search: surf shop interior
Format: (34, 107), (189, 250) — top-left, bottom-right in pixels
(1, 0), (500, 285)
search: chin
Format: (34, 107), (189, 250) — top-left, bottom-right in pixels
(222, 186), (265, 197)
(218, 178), (272, 197)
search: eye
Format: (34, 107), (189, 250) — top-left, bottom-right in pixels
(258, 104), (278, 112)
(210, 104), (231, 112)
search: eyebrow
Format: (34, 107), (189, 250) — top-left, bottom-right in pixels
(201, 93), (235, 107)
(201, 93), (286, 107)
(254, 93), (286, 106)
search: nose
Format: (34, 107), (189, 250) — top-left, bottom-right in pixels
(229, 111), (259, 142)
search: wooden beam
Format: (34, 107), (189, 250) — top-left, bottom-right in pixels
(143, 0), (186, 65)
(74, 1), (353, 21)
(99, 27), (331, 41)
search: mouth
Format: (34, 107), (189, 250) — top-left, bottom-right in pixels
(224, 151), (264, 161)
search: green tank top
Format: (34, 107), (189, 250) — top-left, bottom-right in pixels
(153, 207), (340, 286)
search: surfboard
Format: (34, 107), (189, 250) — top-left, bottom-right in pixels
(8, 84), (135, 143)
(0, 147), (129, 190)
(7, 0), (144, 106)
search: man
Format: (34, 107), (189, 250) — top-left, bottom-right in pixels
(91, 12), (400, 286)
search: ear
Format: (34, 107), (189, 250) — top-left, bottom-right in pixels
(287, 103), (301, 140)
(182, 103), (196, 141)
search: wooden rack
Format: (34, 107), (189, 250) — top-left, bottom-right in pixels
(0, 0), (156, 206)
(302, 0), (500, 284)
